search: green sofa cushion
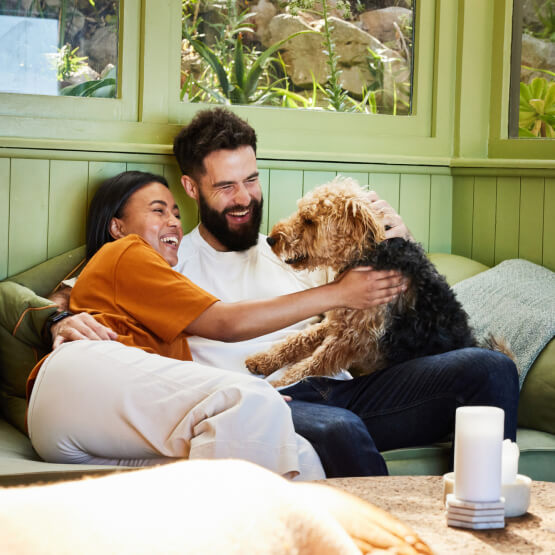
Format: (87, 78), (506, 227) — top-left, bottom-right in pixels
(518, 341), (555, 435)
(0, 282), (57, 434)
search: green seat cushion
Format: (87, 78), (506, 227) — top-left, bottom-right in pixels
(0, 282), (57, 434)
(427, 253), (490, 286)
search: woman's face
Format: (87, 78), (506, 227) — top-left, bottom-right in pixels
(110, 182), (183, 266)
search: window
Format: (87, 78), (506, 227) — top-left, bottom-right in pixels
(180, 0), (415, 115)
(508, 0), (554, 138)
(0, 0), (119, 98)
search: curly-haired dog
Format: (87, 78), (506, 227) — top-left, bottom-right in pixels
(245, 177), (510, 388)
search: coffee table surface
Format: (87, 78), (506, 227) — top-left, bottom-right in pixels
(324, 475), (555, 554)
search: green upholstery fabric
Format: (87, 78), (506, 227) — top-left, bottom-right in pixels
(427, 253), (490, 286)
(518, 342), (555, 435)
(0, 282), (57, 434)
(9, 245), (85, 297)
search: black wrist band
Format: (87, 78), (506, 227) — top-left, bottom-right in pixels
(44, 310), (74, 342)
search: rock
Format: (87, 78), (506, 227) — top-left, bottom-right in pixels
(83, 25), (118, 73)
(61, 64), (99, 87)
(266, 12), (410, 104)
(521, 33), (555, 82)
(266, 14), (325, 86)
(252, 0), (278, 45)
(359, 6), (412, 45)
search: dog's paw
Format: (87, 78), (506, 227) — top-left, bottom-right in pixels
(245, 353), (278, 376)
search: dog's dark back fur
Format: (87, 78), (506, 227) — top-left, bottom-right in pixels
(352, 238), (477, 366)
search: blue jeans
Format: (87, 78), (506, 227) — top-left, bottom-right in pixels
(283, 348), (519, 478)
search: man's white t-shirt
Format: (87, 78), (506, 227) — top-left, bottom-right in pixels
(174, 226), (351, 385)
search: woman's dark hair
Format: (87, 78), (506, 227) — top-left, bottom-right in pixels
(86, 171), (169, 260)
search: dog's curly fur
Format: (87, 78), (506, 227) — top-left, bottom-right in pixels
(245, 177), (509, 388)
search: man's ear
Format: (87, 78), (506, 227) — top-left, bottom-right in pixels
(109, 217), (126, 240)
(181, 175), (199, 201)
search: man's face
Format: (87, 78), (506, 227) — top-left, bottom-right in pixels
(194, 146), (263, 252)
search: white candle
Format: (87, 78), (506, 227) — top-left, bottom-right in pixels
(501, 439), (520, 485)
(454, 406), (504, 503)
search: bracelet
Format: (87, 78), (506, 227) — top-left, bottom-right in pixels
(44, 310), (74, 342)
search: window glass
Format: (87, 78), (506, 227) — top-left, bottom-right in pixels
(180, 0), (414, 115)
(0, 0), (119, 98)
(509, 0), (555, 138)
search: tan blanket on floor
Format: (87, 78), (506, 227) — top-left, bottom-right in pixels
(0, 459), (430, 554)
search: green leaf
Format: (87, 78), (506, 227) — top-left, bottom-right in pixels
(188, 38), (231, 98)
(530, 77), (546, 99)
(518, 127), (537, 137)
(234, 35), (246, 89)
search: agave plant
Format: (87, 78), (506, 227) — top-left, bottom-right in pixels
(519, 77), (555, 137)
(185, 30), (317, 105)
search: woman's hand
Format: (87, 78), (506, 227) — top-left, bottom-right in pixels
(333, 267), (407, 310)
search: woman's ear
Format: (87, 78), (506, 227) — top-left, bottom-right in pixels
(181, 175), (199, 201)
(109, 217), (126, 240)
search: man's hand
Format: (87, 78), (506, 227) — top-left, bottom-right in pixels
(51, 313), (117, 349)
(335, 267), (408, 310)
(367, 191), (414, 241)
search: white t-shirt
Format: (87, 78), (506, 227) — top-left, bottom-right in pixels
(175, 226), (352, 385)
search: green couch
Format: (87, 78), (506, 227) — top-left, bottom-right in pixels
(0, 248), (553, 485)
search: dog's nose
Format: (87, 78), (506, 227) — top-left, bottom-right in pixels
(266, 236), (276, 247)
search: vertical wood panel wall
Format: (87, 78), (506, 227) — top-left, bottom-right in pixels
(0, 154), (552, 281)
(452, 175), (554, 271)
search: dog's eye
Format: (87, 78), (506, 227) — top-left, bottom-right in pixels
(303, 218), (314, 225)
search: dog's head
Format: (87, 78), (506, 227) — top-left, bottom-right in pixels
(267, 177), (386, 272)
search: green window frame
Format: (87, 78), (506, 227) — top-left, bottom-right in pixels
(489, 0), (554, 160)
(0, 0), (140, 143)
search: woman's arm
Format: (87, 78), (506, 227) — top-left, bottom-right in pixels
(186, 268), (406, 342)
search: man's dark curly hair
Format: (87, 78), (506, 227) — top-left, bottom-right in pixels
(173, 108), (257, 180)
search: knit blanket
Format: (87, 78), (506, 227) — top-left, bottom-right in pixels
(452, 259), (555, 389)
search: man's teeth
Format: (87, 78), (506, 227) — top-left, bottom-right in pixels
(228, 209), (249, 217)
(161, 237), (178, 246)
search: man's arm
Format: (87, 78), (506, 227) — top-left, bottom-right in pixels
(46, 285), (117, 349)
(367, 191), (414, 241)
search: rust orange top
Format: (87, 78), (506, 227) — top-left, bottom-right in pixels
(26, 234), (218, 400)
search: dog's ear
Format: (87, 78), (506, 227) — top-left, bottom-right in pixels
(344, 195), (386, 246)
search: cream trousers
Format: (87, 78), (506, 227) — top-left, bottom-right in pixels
(27, 340), (324, 480)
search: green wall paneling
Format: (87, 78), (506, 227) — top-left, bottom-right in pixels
(0, 159), (9, 280)
(452, 176), (474, 258)
(544, 178), (555, 271)
(494, 177), (520, 265)
(126, 163), (165, 175)
(302, 171), (337, 194)
(399, 174), (431, 251)
(88, 162), (127, 214)
(519, 177), (545, 266)
(163, 164), (199, 235)
(258, 169), (270, 234)
(48, 161), (89, 259)
(8, 159), (49, 276)
(369, 173), (400, 213)
(472, 177), (497, 267)
(267, 170), (303, 231)
(429, 175), (453, 254)
(337, 172), (369, 187)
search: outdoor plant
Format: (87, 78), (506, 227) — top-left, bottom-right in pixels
(56, 44), (88, 82)
(519, 77), (555, 137)
(60, 66), (116, 97)
(181, 0), (315, 104)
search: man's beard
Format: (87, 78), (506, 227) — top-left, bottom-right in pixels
(198, 192), (263, 252)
